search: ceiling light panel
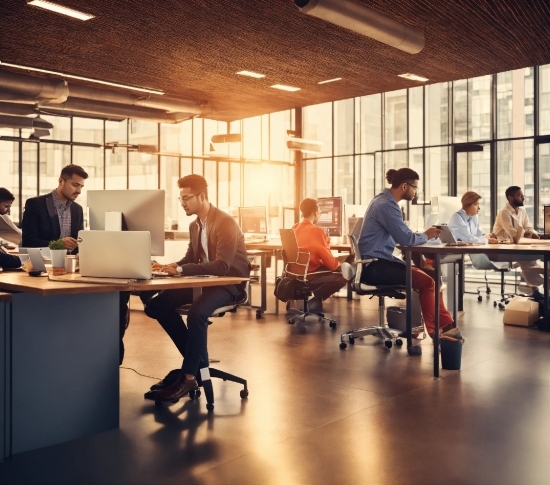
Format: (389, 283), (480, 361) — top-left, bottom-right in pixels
(398, 73), (429, 82)
(317, 77), (342, 85)
(27, 0), (95, 21)
(0, 61), (164, 95)
(270, 84), (300, 92)
(236, 70), (266, 79)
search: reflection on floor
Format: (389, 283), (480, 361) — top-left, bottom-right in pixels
(2, 290), (550, 485)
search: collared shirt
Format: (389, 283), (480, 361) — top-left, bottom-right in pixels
(51, 189), (72, 238)
(492, 203), (535, 242)
(358, 188), (427, 265)
(199, 217), (209, 263)
(292, 219), (339, 272)
(448, 208), (488, 244)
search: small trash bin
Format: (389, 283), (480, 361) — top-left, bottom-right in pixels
(440, 337), (464, 370)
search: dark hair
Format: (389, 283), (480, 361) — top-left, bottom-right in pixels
(60, 164), (88, 180)
(0, 188), (15, 203)
(505, 186), (522, 199)
(177, 174), (209, 199)
(299, 198), (318, 218)
(386, 168), (420, 188)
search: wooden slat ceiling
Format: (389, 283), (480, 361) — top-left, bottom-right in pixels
(2, 0), (550, 121)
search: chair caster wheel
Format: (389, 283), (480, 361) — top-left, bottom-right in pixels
(206, 403), (214, 411)
(395, 338), (403, 347)
(240, 389), (249, 399)
(329, 320), (337, 329)
(487, 289), (491, 294)
(189, 389), (201, 400)
(318, 316), (323, 322)
(349, 336), (355, 345)
(256, 310), (262, 319)
(477, 296), (482, 302)
(408, 345), (422, 356)
(339, 342), (347, 350)
(493, 301), (497, 307)
(384, 340), (392, 349)
(498, 303), (505, 309)
(288, 318), (295, 324)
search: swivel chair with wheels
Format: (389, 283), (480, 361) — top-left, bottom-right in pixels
(339, 234), (423, 354)
(145, 289), (250, 411)
(468, 253), (514, 307)
(276, 228), (338, 329)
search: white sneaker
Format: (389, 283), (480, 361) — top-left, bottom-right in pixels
(340, 262), (355, 281)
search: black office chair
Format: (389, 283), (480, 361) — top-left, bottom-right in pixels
(276, 228), (338, 329)
(339, 234), (423, 352)
(145, 288), (249, 411)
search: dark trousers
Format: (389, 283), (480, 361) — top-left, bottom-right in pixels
(307, 270), (347, 300)
(145, 286), (235, 377)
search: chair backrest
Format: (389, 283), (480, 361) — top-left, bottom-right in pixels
(469, 253), (501, 271)
(279, 228), (310, 282)
(348, 233), (367, 290)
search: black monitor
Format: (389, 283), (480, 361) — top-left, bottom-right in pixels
(87, 190), (165, 256)
(239, 206), (268, 235)
(316, 197), (342, 237)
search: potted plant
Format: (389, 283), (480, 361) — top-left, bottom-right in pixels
(49, 238), (67, 275)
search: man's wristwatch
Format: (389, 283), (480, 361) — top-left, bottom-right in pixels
(176, 265), (183, 274)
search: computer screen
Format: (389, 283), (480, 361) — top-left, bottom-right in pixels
(239, 206), (268, 235)
(87, 190), (165, 256)
(316, 197), (342, 237)
(343, 204), (367, 240)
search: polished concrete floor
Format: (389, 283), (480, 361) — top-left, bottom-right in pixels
(2, 288), (550, 485)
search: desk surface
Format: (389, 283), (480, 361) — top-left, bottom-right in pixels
(405, 242), (550, 255)
(245, 239), (351, 252)
(0, 272), (248, 296)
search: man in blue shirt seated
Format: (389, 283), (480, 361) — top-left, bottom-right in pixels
(358, 167), (459, 339)
(447, 191), (497, 244)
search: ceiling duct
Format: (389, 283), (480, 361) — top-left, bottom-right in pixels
(0, 114), (53, 130)
(0, 101), (37, 116)
(0, 68), (208, 123)
(0, 69), (69, 102)
(294, 0), (425, 54)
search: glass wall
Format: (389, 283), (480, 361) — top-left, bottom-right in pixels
(302, 63), (550, 232)
(2, 110), (295, 235)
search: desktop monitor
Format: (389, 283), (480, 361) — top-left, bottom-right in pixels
(343, 204), (367, 241)
(87, 190), (165, 256)
(239, 206), (268, 236)
(316, 197), (342, 237)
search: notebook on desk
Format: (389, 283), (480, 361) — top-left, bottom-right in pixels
(78, 230), (152, 280)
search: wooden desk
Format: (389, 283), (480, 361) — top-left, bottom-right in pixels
(401, 243), (550, 377)
(0, 272), (247, 459)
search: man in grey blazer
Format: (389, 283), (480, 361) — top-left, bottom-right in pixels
(145, 174), (250, 403)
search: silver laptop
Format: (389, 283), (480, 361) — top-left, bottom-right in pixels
(434, 224), (478, 246)
(78, 230), (152, 280)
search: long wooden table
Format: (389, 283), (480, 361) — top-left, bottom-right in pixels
(401, 242), (550, 377)
(0, 272), (247, 460)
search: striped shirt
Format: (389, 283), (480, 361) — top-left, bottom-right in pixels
(51, 189), (72, 238)
(358, 188), (427, 265)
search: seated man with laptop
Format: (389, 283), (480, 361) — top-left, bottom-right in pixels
(292, 198), (354, 312)
(491, 185), (543, 287)
(144, 174), (250, 403)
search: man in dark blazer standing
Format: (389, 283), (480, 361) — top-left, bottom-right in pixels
(21, 165), (131, 365)
(145, 174), (250, 403)
(21, 164), (87, 249)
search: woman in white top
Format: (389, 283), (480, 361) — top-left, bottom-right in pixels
(448, 191), (497, 244)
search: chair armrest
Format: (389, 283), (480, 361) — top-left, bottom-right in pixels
(353, 258), (376, 265)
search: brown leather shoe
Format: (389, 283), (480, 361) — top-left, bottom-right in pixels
(155, 375), (198, 403)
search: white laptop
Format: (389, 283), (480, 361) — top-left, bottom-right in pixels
(27, 247), (48, 272)
(78, 230), (152, 280)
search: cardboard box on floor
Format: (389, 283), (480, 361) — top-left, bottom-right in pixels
(503, 296), (539, 326)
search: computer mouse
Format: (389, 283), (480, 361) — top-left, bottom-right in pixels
(28, 270), (43, 277)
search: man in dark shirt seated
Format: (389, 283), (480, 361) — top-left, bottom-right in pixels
(145, 174), (250, 403)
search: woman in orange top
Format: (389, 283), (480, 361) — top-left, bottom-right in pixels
(292, 198), (351, 312)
